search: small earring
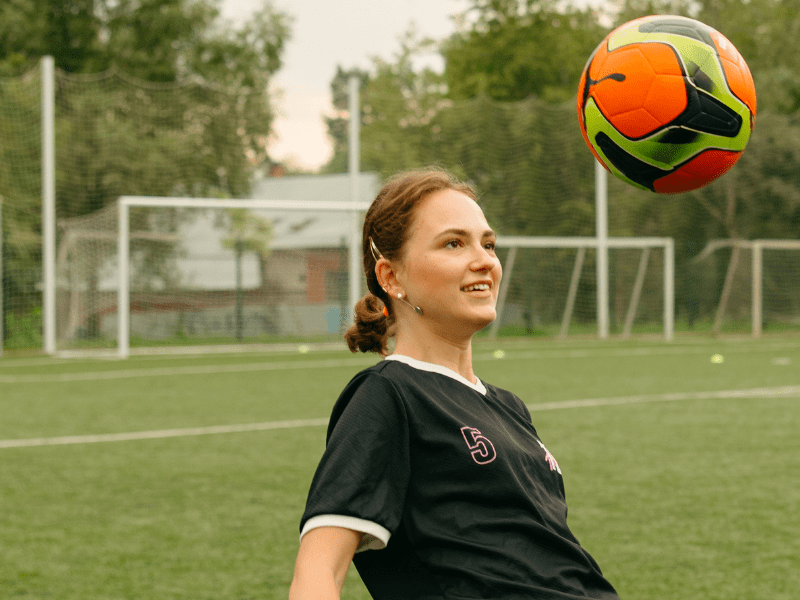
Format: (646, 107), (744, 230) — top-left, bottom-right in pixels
(397, 293), (402, 299)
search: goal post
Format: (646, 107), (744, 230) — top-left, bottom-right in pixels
(491, 236), (675, 341)
(116, 196), (370, 359)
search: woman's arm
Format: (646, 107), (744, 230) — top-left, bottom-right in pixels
(289, 526), (363, 600)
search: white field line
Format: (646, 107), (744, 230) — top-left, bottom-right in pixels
(2, 340), (799, 383)
(0, 357), (375, 383)
(527, 385), (800, 411)
(1, 385), (797, 450)
(0, 418), (330, 449)
(477, 340), (800, 362)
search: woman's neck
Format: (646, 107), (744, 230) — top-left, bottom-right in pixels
(393, 333), (476, 384)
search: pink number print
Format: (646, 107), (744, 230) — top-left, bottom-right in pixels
(537, 440), (562, 474)
(461, 426), (497, 465)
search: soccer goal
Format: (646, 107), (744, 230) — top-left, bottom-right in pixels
(61, 197), (675, 357)
(490, 236), (675, 341)
(65, 196), (369, 358)
(691, 239), (800, 336)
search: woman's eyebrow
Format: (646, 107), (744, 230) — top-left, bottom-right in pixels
(436, 228), (496, 238)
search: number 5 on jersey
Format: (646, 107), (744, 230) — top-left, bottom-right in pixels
(461, 426), (497, 465)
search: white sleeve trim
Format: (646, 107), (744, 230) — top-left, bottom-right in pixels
(299, 515), (391, 553)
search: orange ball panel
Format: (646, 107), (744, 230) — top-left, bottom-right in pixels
(590, 42), (687, 139)
(610, 108), (663, 140)
(644, 74), (688, 129)
(653, 149), (742, 193)
(586, 41), (611, 81)
(710, 30), (757, 118)
(638, 42), (686, 76)
(593, 46), (655, 116)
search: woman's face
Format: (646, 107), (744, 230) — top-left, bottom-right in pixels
(396, 188), (502, 333)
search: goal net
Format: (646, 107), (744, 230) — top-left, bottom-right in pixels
(5, 60), (800, 355)
(490, 237), (674, 340)
(55, 197), (369, 356)
(689, 239), (800, 336)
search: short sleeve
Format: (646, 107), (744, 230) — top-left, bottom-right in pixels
(300, 371), (411, 547)
(517, 396), (533, 423)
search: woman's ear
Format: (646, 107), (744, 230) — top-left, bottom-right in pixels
(375, 258), (399, 295)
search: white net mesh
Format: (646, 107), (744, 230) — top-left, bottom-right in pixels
(57, 202), (365, 351)
(761, 248), (800, 332)
(0, 67), (42, 350)
(688, 242), (800, 335)
(3, 61), (800, 353)
(491, 242), (671, 338)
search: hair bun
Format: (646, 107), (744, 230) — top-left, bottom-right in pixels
(344, 294), (391, 356)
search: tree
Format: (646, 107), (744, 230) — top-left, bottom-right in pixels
(321, 30), (447, 176)
(219, 208), (272, 341)
(0, 0), (291, 343)
(0, 0), (102, 76)
(443, 0), (608, 102)
(320, 65), (370, 175)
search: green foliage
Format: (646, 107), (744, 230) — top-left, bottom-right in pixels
(4, 307), (42, 348)
(0, 0), (292, 342)
(322, 32), (597, 237)
(0, 0), (102, 75)
(0, 0), (293, 83)
(319, 0), (800, 333)
(0, 72), (41, 291)
(444, 0), (607, 102)
(322, 31), (444, 175)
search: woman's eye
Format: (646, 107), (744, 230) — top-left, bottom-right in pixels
(445, 239), (462, 249)
(485, 242), (496, 251)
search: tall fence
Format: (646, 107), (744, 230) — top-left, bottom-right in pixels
(2, 59), (800, 355)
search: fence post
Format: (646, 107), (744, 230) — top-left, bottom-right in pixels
(664, 238), (674, 342)
(752, 241), (762, 338)
(595, 161), (609, 339)
(0, 197), (3, 357)
(347, 75), (361, 327)
(41, 55), (56, 355)
(117, 199), (130, 358)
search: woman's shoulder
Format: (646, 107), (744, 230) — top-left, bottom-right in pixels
(343, 358), (409, 390)
(329, 358), (466, 435)
(326, 361), (411, 438)
(344, 357), (443, 390)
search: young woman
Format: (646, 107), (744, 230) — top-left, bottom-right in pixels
(289, 169), (620, 600)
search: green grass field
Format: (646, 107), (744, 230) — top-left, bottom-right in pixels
(2, 336), (799, 599)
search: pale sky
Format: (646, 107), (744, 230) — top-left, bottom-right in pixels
(220, 0), (471, 171)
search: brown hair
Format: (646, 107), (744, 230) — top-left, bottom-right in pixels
(344, 167), (477, 356)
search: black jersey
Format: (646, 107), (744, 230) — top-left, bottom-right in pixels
(300, 355), (620, 600)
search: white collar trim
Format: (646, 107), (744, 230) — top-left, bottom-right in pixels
(385, 354), (487, 395)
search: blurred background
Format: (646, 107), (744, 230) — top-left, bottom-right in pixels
(1, 0), (799, 356)
(1, 4), (799, 600)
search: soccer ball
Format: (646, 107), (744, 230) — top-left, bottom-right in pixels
(577, 15), (756, 194)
